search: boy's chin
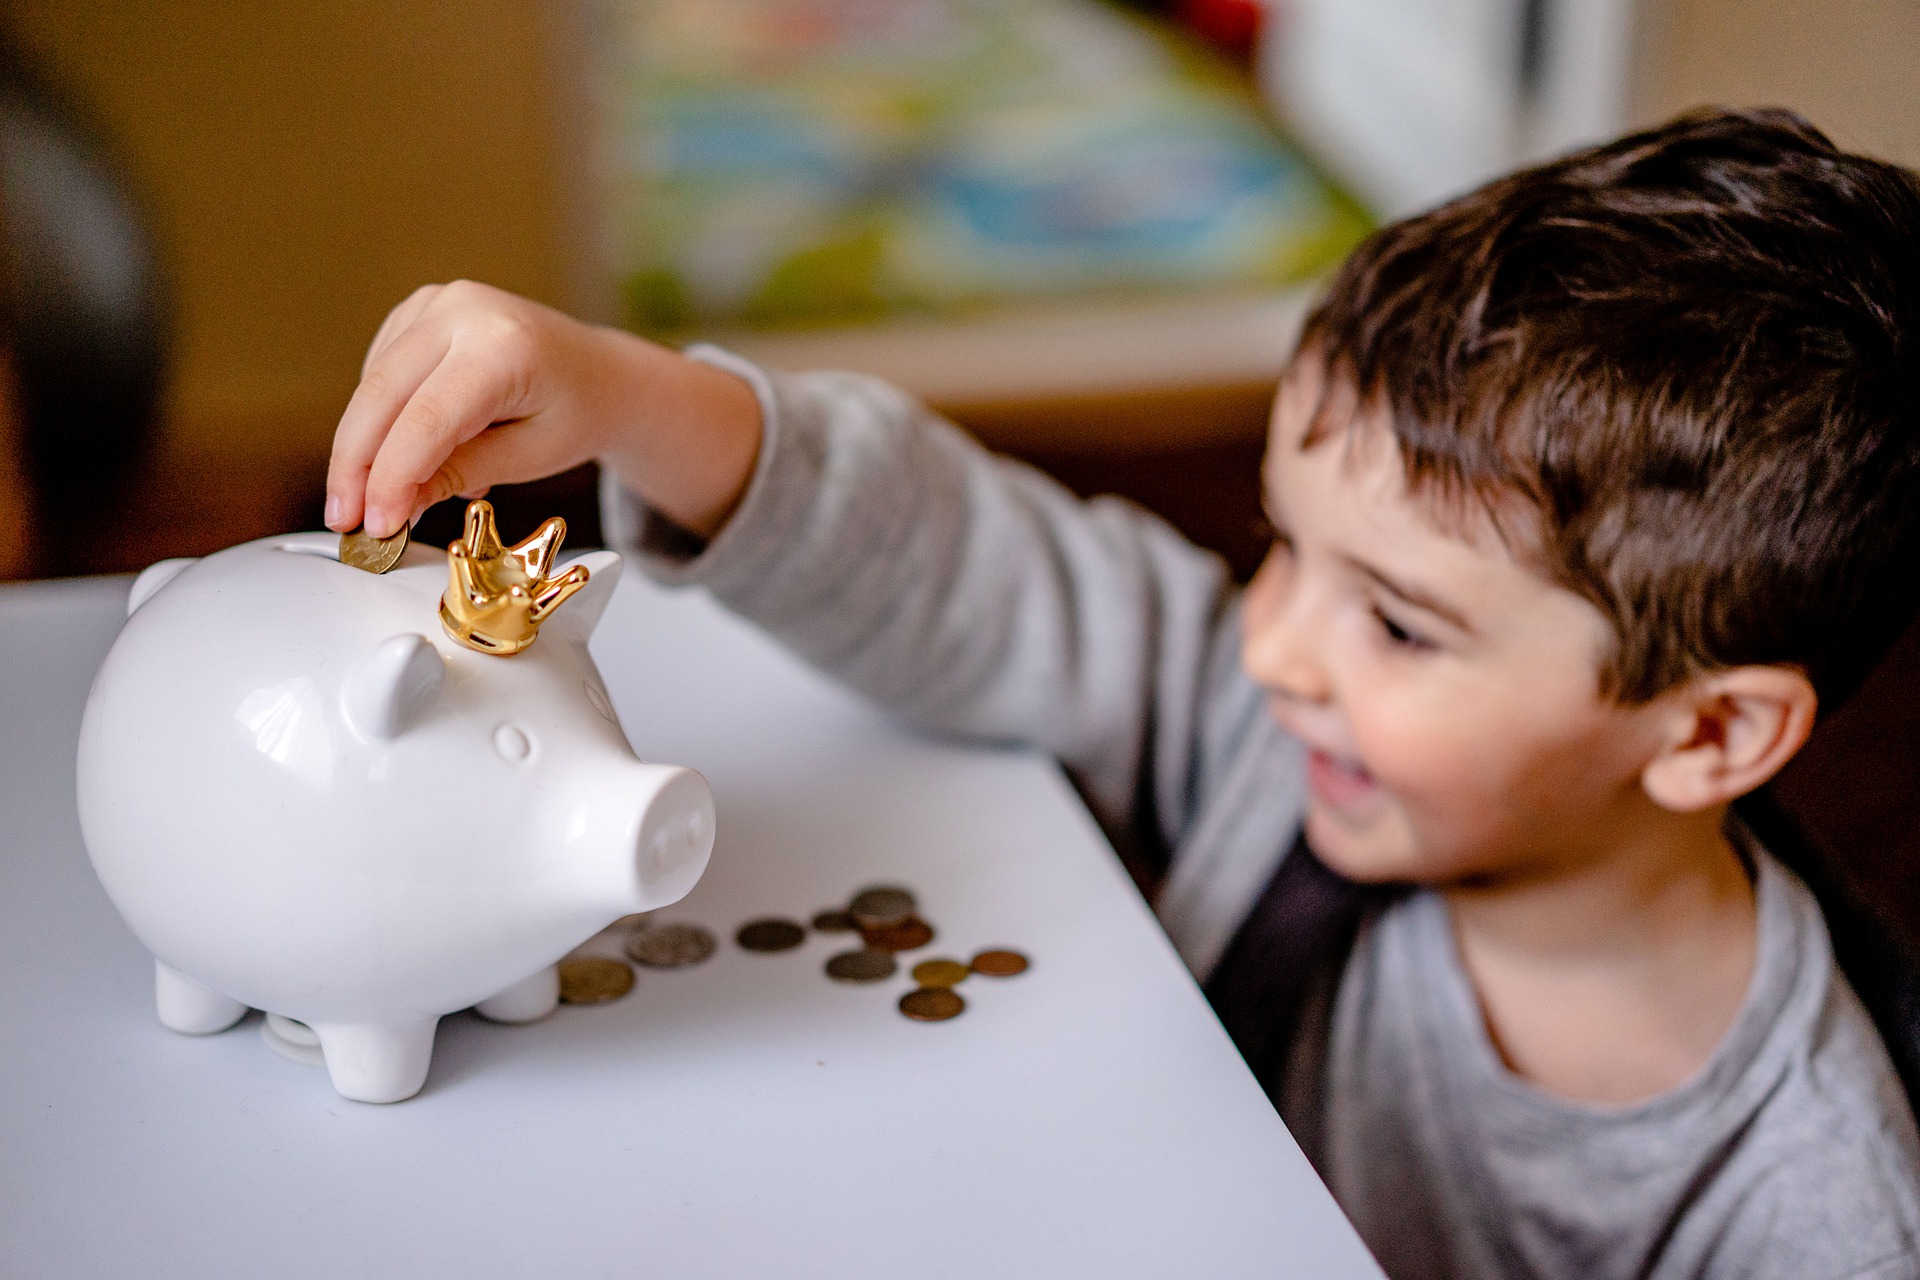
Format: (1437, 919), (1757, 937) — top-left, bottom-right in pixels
(1303, 804), (1427, 885)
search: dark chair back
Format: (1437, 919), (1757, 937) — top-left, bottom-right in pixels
(1737, 787), (1920, 1120)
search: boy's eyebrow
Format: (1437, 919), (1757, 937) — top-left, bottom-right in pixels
(1343, 554), (1477, 635)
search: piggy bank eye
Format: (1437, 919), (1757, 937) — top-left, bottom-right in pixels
(493, 723), (535, 764)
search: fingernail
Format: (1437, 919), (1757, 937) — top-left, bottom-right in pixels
(365, 506), (391, 537)
(409, 505), (427, 529)
(324, 495), (342, 529)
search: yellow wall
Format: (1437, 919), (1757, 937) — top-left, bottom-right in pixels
(1637, 0), (1920, 168)
(10, 1), (593, 457)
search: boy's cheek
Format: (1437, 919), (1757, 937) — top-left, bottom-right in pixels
(1339, 705), (1554, 863)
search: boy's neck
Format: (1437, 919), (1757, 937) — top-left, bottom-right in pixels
(1441, 802), (1760, 1105)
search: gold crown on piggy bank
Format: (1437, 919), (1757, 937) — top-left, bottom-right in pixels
(439, 500), (589, 656)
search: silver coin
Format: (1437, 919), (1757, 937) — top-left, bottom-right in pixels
(824, 949), (897, 983)
(848, 886), (916, 929)
(625, 922), (717, 969)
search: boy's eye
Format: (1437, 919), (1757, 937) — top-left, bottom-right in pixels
(1373, 606), (1435, 652)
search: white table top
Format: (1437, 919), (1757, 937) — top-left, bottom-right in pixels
(0, 568), (1381, 1279)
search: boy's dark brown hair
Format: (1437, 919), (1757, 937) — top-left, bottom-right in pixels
(1298, 107), (1920, 706)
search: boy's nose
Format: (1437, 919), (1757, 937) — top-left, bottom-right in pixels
(1240, 556), (1332, 704)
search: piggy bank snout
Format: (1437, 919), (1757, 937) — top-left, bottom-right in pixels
(578, 761), (714, 915)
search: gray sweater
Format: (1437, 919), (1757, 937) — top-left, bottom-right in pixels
(605, 348), (1920, 1280)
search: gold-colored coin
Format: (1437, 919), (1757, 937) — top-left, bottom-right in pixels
(970, 949), (1029, 977)
(824, 949), (897, 983)
(736, 918), (807, 953)
(861, 916), (934, 953)
(849, 886), (916, 929)
(625, 922), (716, 969)
(899, 987), (965, 1022)
(811, 909), (859, 933)
(339, 524), (409, 574)
(910, 958), (969, 988)
(557, 956), (634, 1005)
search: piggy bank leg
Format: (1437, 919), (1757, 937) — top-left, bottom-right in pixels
(473, 965), (559, 1024)
(154, 959), (247, 1034)
(310, 1018), (439, 1104)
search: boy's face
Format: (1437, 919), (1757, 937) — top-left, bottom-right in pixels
(1244, 362), (1672, 886)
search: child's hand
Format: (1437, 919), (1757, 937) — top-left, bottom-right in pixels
(324, 281), (762, 541)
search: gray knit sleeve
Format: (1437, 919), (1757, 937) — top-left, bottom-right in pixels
(601, 347), (1246, 863)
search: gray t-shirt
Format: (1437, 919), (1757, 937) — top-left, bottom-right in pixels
(1329, 847), (1920, 1280)
(605, 349), (1920, 1279)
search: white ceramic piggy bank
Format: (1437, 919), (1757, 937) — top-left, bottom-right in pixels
(75, 511), (715, 1103)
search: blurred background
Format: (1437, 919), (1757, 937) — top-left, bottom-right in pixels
(2, 0), (1913, 587)
(1, 2), (1917, 955)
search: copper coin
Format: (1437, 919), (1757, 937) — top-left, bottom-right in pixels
(811, 909), (859, 933)
(911, 958), (969, 988)
(557, 956), (634, 1004)
(625, 922), (716, 969)
(338, 524), (409, 574)
(736, 918), (807, 952)
(861, 916), (934, 952)
(824, 949), (897, 983)
(848, 886), (917, 929)
(899, 988), (965, 1021)
(970, 949), (1029, 977)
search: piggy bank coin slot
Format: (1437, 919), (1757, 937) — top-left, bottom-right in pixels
(277, 542), (340, 561)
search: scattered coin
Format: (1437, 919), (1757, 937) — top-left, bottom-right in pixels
(970, 948), (1030, 977)
(849, 886), (917, 929)
(626, 922), (717, 969)
(338, 524), (409, 574)
(899, 987), (965, 1022)
(824, 949), (898, 983)
(610, 913), (648, 932)
(861, 916), (934, 952)
(558, 956), (634, 1004)
(911, 958), (969, 988)
(737, 918), (807, 953)
(811, 909), (859, 933)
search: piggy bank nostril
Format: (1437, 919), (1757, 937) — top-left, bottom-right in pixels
(493, 724), (534, 764)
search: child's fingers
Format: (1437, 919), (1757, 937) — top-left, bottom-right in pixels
(360, 283), (445, 377)
(360, 348), (518, 538)
(403, 420), (554, 521)
(326, 318), (460, 532)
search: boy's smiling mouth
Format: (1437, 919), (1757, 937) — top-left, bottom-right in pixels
(1258, 690), (1387, 818)
(1305, 746), (1383, 813)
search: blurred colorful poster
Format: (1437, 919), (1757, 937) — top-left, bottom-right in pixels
(607, 0), (1369, 333)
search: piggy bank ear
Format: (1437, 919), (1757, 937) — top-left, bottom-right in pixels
(544, 550), (623, 643)
(343, 634), (445, 740)
(127, 558), (196, 616)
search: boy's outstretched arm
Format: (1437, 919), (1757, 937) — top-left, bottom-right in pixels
(609, 353), (1263, 870)
(323, 280), (760, 543)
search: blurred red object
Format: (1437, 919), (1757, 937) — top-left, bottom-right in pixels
(1177, 0), (1263, 57)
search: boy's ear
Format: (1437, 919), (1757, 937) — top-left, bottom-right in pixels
(1641, 666), (1818, 812)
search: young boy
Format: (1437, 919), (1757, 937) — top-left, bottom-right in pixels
(325, 109), (1920, 1276)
